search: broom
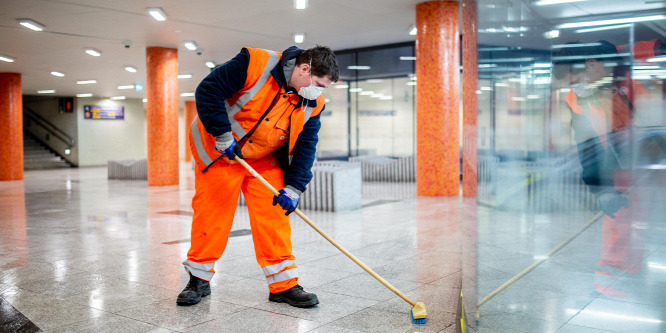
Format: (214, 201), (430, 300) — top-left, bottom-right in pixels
(235, 156), (427, 324)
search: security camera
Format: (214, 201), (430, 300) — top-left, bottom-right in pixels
(122, 40), (133, 48)
(196, 48), (204, 55)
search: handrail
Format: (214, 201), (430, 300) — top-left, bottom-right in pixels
(23, 106), (74, 147)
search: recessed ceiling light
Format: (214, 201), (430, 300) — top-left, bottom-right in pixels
(85, 48), (102, 57)
(294, 0), (308, 9)
(0, 55), (15, 62)
(409, 25), (417, 36)
(37, 89), (55, 94)
(110, 96), (126, 100)
(77, 93), (93, 97)
(117, 85), (135, 90)
(17, 19), (45, 31)
(142, 98), (148, 103)
(178, 74), (192, 79)
(558, 15), (666, 29)
(77, 80), (97, 85)
(51, 71), (65, 77)
(184, 41), (198, 51)
(180, 92), (195, 97)
(147, 7), (167, 21)
(125, 66), (137, 73)
(294, 33), (305, 44)
(205, 61), (216, 69)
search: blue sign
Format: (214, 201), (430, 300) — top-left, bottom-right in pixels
(360, 110), (396, 116)
(84, 105), (125, 120)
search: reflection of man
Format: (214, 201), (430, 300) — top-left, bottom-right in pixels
(552, 40), (652, 299)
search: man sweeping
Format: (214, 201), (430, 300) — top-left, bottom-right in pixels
(177, 45), (339, 307)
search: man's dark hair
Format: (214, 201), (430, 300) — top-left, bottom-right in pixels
(552, 40), (622, 80)
(297, 45), (340, 82)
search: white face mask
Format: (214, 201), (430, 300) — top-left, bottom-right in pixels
(297, 60), (324, 100)
(298, 75), (325, 100)
(571, 74), (596, 98)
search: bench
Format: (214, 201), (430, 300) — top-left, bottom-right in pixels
(349, 155), (415, 182)
(107, 159), (148, 180)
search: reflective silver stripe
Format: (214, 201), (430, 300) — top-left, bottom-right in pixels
(190, 115), (214, 166)
(262, 260), (296, 276)
(303, 106), (313, 124)
(266, 267), (299, 284)
(182, 260), (215, 280)
(227, 49), (281, 139)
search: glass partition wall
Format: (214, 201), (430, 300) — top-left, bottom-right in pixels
(472, 1), (666, 332)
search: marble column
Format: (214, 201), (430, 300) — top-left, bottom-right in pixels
(462, 0), (478, 197)
(184, 101), (197, 162)
(0, 73), (23, 181)
(415, 1), (460, 196)
(146, 47), (179, 186)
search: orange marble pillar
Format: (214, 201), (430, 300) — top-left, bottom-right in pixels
(462, 0), (478, 197)
(0, 73), (23, 181)
(184, 101), (197, 162)
(146, 47), (179, 186)
(416, 1), (460, 196)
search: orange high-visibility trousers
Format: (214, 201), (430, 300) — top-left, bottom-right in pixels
(183, 153), (298, 293)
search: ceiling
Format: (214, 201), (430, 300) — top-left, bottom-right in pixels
(0, 0), (664, 104)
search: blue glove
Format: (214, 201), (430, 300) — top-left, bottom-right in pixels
(215, 132), (244, 160)
(272, 186), (301, 216)
(596, 189), (629, 219)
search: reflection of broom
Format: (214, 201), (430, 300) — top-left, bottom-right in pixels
(235, 156), (427, 324)
(475, 170), (653, 326)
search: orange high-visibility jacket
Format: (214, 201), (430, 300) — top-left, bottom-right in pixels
(190, 47), (326, 192)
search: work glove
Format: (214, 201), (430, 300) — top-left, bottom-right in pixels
(596, 189), (629, 219)
(215, 132), (244, 160)
(273, 186), (301, 216)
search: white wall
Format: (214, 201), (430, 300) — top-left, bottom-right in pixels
(76, 97), (147, 166)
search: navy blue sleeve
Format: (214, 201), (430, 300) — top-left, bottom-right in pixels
(195, 48), (249, 137)
(285, 110), (322, 193)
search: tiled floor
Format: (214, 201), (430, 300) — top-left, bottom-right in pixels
(0, 163), (460, 332)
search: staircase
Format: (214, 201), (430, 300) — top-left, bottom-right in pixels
(23, 133), (72, 170)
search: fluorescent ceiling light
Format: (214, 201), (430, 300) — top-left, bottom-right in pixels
(366, 79), (384, 83)
(0, 55), (15, 62)
(406, 81), (417, 86)
(359, 91), (374, 95)
(293, 33), (305, 44)
(51, 71), (65, 77)
(480, 87), (492, 91)
(76, 93), (93, 97)
(575, 23), (631, 33)
(478, 47), (509, 51)
(18, 19), (45, 31)
(511, 97), (526, 101)
(400, 56), (416, 61)
(371, 93), (383, 98)
(479, 26), (528, 33)
(37, 90), (55, 94)
(142, 98), (148, 103)
(180, 92), (195, 97)
(527, 95), (540, 99)
(184, 41), (198, 51)
(633, 65), (660, 70)
(534, 70), (550, 74)
(544, 29), (560, 39)
(648, 56), (666, 62)
(77, 80), (97, 85)
(117, 85), (135, 90)
(347, 66), (371, 70)
(535, 0), (585, 5)
(205, 61), (216, 68)
(379, 96), (393, 100)
(125, 66), (137, 73)
(558, 15), (666, 29)
(349, 88), (363, 92)
(409, 25), (417, 36)
(178, 74), (192, 79)
(533, 63), (552, 68)
(495, 82), (509, 87)
(552, 42), (601, 49)
(334, 84), (349, 89)
(294, 0), (308, 10)
(478, 64), (497, 68)
(147, 7), (167, 21)
(479, 57), (534, 63)
(553, 52), (630, 61)
(110, 96), (126, 100)
(85, 48), (101, 57)
(475, 90), (482, 94)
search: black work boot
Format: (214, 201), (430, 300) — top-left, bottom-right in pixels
(176, 273), (211, 306)
(269, 285), (319, 308)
